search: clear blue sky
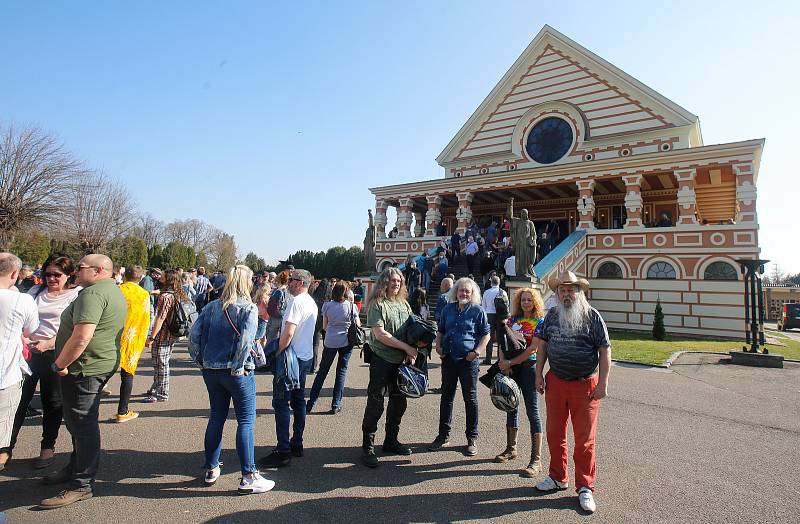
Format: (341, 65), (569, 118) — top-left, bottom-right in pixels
(2, 1), (798, 273)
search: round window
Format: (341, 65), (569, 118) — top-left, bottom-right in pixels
(525, 117), (574, 164)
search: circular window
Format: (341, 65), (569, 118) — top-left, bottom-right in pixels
(525, 117), (573, 164)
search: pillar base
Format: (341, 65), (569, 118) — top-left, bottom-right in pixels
(729, 351), (783, 368)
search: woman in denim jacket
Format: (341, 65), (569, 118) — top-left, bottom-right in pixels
(188, 265), (275, 495)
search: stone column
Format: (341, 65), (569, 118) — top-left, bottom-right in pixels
(397, 198), (413, 238)
(622, 174), (643, 228)
(576, 179), (596, 229)
(733, 162), (757, 223)
(455, 192), (473, 235)
(412, 211), (424, 237)
(674, 169), (698, 226)
(374, 199), (388, 239)
(425, 195), (443, 236)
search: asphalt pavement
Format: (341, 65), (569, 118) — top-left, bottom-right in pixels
(2, 346), (799, 523)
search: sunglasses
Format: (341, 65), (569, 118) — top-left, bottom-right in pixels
(44, 272), (65, 278)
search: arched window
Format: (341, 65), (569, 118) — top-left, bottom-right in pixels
(704, 261), (738, 281)
(597, 261), (623, 279)
(647, 261), (677, 280)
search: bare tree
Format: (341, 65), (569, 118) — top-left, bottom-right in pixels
(164, 218), (213, 252)
(132, 212), (165, 249)
(66, 170), (136, 254)
(0, 124), (83, 249)
(206, 230), (237, 271)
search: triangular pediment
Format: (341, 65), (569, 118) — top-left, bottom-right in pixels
(437, 25), (699, 169)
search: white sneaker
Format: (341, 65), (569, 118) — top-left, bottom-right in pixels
(535, 476), (569, 491)
(204, 464), (221, 486)
(578, 487), (596, 513)
(238, 472), (275, 494)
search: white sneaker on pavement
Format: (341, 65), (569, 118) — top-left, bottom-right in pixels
(578, 487), (596, 513)
(238, 472), (275, 494)
(204, 464), (221, 486)
(535, 476), (569, 491)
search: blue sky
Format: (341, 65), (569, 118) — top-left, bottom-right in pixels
(2, 1), (798, 273)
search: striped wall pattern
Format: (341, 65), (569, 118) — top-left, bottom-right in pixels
(455, 45), (672, 161)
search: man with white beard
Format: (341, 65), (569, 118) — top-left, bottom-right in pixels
(533, 271), (610, 514)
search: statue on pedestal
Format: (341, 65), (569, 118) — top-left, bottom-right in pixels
(364, 209), (376, 271)
(507, 197), (537, 278)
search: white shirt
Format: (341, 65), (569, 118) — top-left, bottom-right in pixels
(282, 291), (318, 361)
(504, 256), (516, 277)
(0, 288), (39, 389)
(481, 286), (504, 314)
(27, 286), (82, 341)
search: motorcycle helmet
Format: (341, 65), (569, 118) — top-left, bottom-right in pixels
(397, 365), (428, 398)
(490, 373), (521, 412)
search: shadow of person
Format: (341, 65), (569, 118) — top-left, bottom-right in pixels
(201, 487), (581, 524)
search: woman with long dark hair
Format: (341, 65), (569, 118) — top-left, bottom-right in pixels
(143, 269), (187, 403)
(0, 254), (80, 470)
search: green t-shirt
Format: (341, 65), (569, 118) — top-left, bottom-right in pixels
(56, 278), (127, 376)
(367, 299), (412, 365)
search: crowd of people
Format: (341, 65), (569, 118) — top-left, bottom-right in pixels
(0, 247), (611, 514)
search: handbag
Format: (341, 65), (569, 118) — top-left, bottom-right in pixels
(224, 306), (267, 370)
(347, 302), (366, 347)
(361, 342), (373, 364)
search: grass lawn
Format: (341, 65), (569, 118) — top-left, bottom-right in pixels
(609, 329), (800, 366)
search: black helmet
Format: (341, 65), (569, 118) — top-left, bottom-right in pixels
(490, 374), (521, 412)
(397, 365), (428, 398)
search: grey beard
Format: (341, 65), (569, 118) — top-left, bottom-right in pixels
(557, 292), (591, 332)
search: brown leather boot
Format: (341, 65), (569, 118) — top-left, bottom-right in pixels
(494, 427), (518, 463)
(522, 432), (543, 477)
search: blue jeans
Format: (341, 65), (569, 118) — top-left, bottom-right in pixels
(438, 355), (480, 439)
(202, 369), (257, 475)
(506, 363), (542, 433)
(307, 344), (353, 410)
(273, 357), (312, 453)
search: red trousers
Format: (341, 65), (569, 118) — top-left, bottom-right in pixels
(544, 371), (600, 492)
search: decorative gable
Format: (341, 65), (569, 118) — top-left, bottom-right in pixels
(437, 26), (700, 174)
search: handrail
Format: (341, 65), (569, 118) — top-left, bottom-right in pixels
(533, 229), (587, 277)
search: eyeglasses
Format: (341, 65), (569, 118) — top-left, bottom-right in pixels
(44, 272), (65, 278)
(289, 278), (303, 283)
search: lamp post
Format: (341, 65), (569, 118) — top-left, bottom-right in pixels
(735, 258), (769, 353)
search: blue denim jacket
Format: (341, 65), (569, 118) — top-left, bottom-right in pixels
(274, 344), (301, 393)
(437, 302), (490, 360)
(188, 298), (257, 375)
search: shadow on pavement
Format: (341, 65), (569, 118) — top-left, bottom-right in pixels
(202, 487), (582, 523)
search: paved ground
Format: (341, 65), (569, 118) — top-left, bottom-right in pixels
(2, 346), (800, 523)
(765, 321), (800, 343)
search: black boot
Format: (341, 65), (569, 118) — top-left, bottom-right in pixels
(361, 434), (379, 468)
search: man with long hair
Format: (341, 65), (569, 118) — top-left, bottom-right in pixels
(429, 277), (490, 457)
(533, 271), (611, 514)
(360, 268), (418, 468)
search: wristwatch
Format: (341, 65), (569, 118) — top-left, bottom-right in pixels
(51, 362), (65, 373)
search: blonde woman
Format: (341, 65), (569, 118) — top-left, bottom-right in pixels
(188, 265), (274, 494)
(496, 286), (546, 476)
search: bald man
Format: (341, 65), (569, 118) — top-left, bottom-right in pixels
(40, 254), (127, 510)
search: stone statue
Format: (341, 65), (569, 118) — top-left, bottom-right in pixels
(507, 197), (537, 278)
(364, 209), (376, 271)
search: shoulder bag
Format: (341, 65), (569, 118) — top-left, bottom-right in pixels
(347, 301), (366, 347)
(225, 305), (267, 370)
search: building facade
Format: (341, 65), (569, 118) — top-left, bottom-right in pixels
(369, 26), (763, 339)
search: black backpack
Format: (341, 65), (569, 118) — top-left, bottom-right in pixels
(494, 289), (510, 319)
(166, 292), (198, 337)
